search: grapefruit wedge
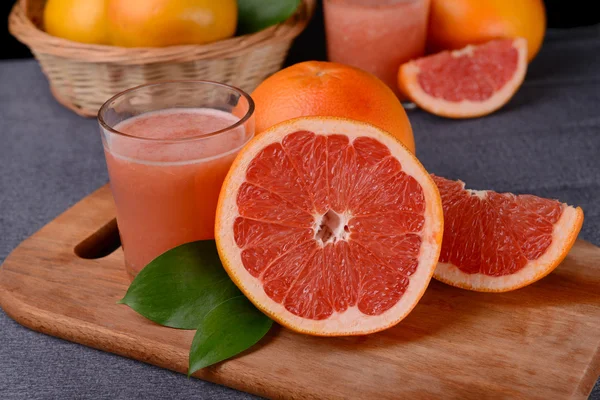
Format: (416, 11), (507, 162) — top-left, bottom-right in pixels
(216, 117), (443, 336)
(398, 38), (528, 118)
(432, 175), (584, 292)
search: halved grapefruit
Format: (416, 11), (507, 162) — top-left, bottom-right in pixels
(398, 38), (528, 119)
(432, 175), (584, 292)
(216, 117), (444, 336)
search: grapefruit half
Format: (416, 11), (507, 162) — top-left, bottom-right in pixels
(216, 117), (443, 336)
(398, 38), (528, 119)
(432, 175), (584, 292)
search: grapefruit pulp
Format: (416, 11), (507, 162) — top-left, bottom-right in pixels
(432, 175), (584, 292)
(216, 117), (443, 336)
(398, 38), (528, 119)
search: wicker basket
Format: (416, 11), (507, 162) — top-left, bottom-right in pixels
(9, 0), (315, 117)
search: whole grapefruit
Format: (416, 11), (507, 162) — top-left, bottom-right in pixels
(107, 0), (237, 47)
(251, 61), (415, 153)
(44, 0), (109, 45)
(427, 0), (546, 62)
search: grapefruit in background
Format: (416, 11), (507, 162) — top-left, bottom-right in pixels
(427, 0), (546, 62)
(44, 0), (109, 45)
(107, 0), (237, 47)
(251, 62), (416, 153)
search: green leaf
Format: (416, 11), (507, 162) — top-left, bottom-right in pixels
(189, 295), (273, 376)
(119, 240), (273, 374)
(118, 241), (241, 329)
(237, 0), (301, 35)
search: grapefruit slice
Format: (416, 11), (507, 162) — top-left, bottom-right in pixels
(216, 117), (443, 336)
(432, 175), (584, 292)
(398, 38), (528, 119)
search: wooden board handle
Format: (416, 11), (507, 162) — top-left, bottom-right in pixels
(74, 218), (121, 259)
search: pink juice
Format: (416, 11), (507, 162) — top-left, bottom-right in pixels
(324, 0), (431, 98)
(104, 108), (249, 279)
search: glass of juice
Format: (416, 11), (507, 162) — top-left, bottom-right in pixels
(323, 0), (431, 100)
(98, 81), (255, 280)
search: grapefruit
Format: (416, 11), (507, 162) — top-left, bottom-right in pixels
(107, 0), (237, 47)
(432, 175), (584, 292)
(427, 0), (546, 62)
(251, 61), (416, 153)
(398, 38), (528, 119)
(215, 117), (443, 336)
(44, 0), (109, 45)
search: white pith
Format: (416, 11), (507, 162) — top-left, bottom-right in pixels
(434, 205), (583, 292)
(466, 189), (488, 199)
(400, 38), (528, 119)
(314, 209), (350, 245)
(216, 118), (443, 335)
(452, 45), (475, 57)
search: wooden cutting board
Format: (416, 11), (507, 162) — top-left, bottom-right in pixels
(1, 185), (599, 399)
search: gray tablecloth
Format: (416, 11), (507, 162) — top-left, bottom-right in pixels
(1, 25), (600, 399)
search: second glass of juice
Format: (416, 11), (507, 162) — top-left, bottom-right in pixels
(98, 81), (255, 280)
(324, 0), (431, 99)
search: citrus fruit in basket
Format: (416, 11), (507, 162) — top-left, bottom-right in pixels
(432, 175), (584, 292)
(215, 117), (443, 336)
(44, 0), (109, 44)
(107, 0), (237, 47)
(398, 38), (528, 119)
(427, 0), (546, 62)
(251, 61), (416, 153)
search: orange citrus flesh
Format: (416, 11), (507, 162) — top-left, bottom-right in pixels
(398, 38), (528, 119)
(216, 117), (443, 336)
(432, 175), (584, 292)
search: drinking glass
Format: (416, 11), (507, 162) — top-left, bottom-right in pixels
(98, 81), (255, 279)
(324, 0), (431, 102)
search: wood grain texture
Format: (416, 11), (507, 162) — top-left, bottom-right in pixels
(1, 185), (599, 400)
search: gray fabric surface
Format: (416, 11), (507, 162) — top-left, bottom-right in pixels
(1, 25), (599, 399)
